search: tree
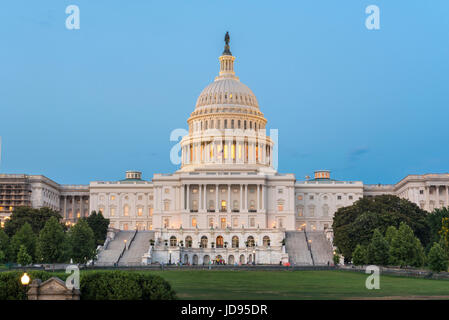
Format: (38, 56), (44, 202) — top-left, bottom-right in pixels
(333, 195), (430, 261)
(439, 217), (449, 257)
(9, 223), (37, 263)
(352, 244), (367, 266)
(427, 242), (448, 273)
(0, 250), (5, 263)
(36, 217), (68, 263)
(412, 238), (426, 268)
(426, 207), (449, 248)
(366, 229), (389, 265)
(83, 211), (110, 246)
(4, 207), (63, 237)
(389, 222), (419, 267)
(68, 219), (96, 264)
(0, 229), (9, 259)
(17, 245), (32, 266)
(385, 225), (398, 246)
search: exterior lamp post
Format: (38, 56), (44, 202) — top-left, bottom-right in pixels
(252, 250), (256, 265)
(169, 250), (172, 265)
(21, 272), (30, 286)
(124, 239), (127, 249)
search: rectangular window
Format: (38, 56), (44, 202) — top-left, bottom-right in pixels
(249, 217), (255, 227)
(137, 208), (143, 216)
(110, 208), (115, 217)
(221, 218), (226, 229)
(232, 217), (239, 228)
(191, 217), (197, 228)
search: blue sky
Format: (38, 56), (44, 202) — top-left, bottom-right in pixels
(0, 0), (448, 185)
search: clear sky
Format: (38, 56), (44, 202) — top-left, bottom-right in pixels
(0, 0), (448, 185)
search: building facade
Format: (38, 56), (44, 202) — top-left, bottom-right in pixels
(1, 35), (448, 264)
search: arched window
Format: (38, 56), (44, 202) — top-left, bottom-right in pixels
(170, 236), (177, 247)
(185, 236), (193, 248)
(232, 236), (239, 248)
(201, 236), (208, 248)
(263, 236), (270, 247)
(216, 236), (224, 248)
(247, 236), (255, 247)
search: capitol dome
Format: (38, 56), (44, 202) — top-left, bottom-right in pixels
(180, 32), (274, 173)
(195, 78), (259, 109)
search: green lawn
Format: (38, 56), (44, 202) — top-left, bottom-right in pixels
(141, 270), (449, 300)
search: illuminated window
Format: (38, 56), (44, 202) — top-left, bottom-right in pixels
(124, 205), (129, 216)
(110, 208), (115, 217)
(297, 195), (303, 200)
(238, 144), (242, 159)
(278, 205), (283, 212)
(123, 223), (128, 231)
(191, 217), (197, 227)
(224, 144), (228, 159)
(149, 207), (153, 216)
(220, 218), (226, 229)
(221, 200), (227, 211)
(111, 195), (115, 201)
(137, 208), (143, 216)
(231, 143), (235, 160)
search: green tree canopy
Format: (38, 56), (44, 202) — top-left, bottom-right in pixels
(427, 242), (448, 273)
(68, 219), (96, 264)
(82, 211), (110, 246)
(385, 225), (398, 246)
(10, 223), (37, 263)
(36, 217), (68, 263)
(0, 229), (9, 255)
(4, 207), (63, 237)
(389, 222), (421, 267)
(352, 244), (367, 266)
(366, 229), (390, 265)
(17, 245), (32, 266)
(332, 195), (430, 261)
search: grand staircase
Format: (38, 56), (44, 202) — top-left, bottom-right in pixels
(96, 231), (135, 266)
(118, 231), (154, 266)
(285, 231), (333, 266)
(285, 231), (313, 265)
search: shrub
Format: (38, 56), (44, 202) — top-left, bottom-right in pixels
(80, 271), (177, 300)
(0, 270), (176, 300)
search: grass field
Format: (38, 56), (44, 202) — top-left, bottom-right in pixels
(142, 270), (449, 300)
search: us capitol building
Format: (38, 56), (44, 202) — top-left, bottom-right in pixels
(1, 34), (448, 265)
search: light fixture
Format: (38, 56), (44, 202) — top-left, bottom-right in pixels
(21, 273), (30, 286)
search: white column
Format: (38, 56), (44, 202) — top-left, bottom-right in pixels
(186, 185), (190, 212)
(63, 196), (67, 219)
(261, 185), (265, 211)
(446, 185), (449, 208)
(216, 184), (219, 212)
(180, 185), (185, 211)
(199, 184), (202, 211)
(245, 184), (248, 212)
(436, 185), (440, 208)
(240, 185), (243, 212)
(227, 184), (231, 213)
(256, 185), (259, 212)
(425, 186), (430, 211)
